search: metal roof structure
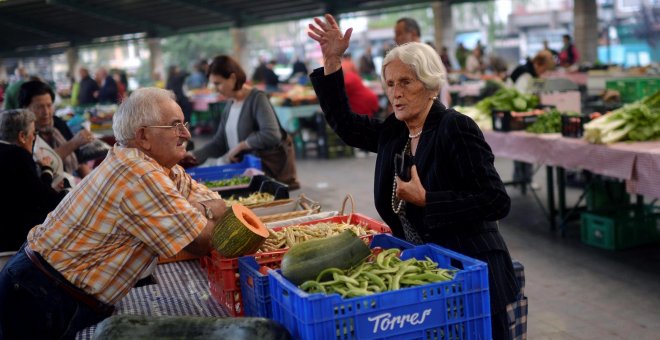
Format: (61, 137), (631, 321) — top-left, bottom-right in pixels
(0, 0), (450, 57)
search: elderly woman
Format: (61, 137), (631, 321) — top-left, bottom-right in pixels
(190, 55), (299, 189)
(308, 14), (519, 338)
(0, 109), (67, 253)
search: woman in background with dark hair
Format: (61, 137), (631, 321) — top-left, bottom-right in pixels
(187, 55), (299, 189)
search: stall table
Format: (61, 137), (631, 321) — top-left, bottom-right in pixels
(76, 260), (226, 339)
(483, 130), (660, 231)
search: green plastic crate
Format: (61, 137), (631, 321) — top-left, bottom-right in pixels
(580, 205), (660, 250)
(585, 177), (630, 211)
(605, 78), (660, 103)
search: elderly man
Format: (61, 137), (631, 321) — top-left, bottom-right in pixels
(0, 88), (227, 339)
(394, 17), (451, 107)
(19, 80), (94, 178)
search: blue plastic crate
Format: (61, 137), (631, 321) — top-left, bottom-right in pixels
(185, 155), (262, 182)
(239, 234), (415, 318)
(268, 242), (491, 340)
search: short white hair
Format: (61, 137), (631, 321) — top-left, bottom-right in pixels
(381, 42), (446, 92)
(113, 88), (176, 144)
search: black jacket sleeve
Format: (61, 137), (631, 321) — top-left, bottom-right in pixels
(310, 67), (380, 152)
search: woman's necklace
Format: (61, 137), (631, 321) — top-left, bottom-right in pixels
(391, 138), (411, 214)
(408, 129), (423, 139)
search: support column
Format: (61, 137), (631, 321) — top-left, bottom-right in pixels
(231, 27), (250, 76)
(574, 0), (598, 64)
(65, 47), (79, 78)
(148, 38), (164, 81)
(431, 1), (454, 54)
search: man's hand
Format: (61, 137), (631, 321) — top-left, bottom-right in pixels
(395, 165), (426, 207)
(185, 199), (228, 256)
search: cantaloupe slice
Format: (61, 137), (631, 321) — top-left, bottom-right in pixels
(211, 203), (269, 257)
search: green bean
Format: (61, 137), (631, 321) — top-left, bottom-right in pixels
(362, 272), (386, 291)
(316, 268), (344, 282)
(333, 273), (360, 286)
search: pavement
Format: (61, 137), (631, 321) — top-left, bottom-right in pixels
(193, 135), (660, 339)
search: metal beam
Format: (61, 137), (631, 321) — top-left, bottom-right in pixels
(162, 0), (259, 24)
(0, 14), (71, 40)
(46, 0), (174, 36)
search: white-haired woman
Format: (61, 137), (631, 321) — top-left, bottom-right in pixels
(308, 14), (519, 339)
(0, 109), (67, 254)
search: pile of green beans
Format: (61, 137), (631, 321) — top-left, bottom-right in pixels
(299, 248), (456, 298)
(204, 176), (251, 188)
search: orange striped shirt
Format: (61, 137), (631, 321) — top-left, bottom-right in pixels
(27, 145), (220, 304)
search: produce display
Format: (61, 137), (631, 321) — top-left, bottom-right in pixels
(455, 105), (492, 130)
(281, 230), (372, 286)
(212, 204), (269, 257)
(93, 315), (292, 340)
(204, 176), (251, 188)
(258, 222), (378, 252)
(526, 109), (567, 134)
(584, 91), (660, 144)
(297, 247), (456, 298)
(224, 192), (275, 207)
(475, 88), (540, 113)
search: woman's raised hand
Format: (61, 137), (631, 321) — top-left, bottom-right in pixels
(307, 14), (352, 74)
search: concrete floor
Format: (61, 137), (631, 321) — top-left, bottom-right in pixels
(288, 154), (660, 340)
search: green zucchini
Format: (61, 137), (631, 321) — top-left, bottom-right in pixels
(93, 315), (291, 340)
(281, 230), (371, 286)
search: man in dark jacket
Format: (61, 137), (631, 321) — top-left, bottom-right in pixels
(96, 68), (119, 104)
(77, 68), (99, 105)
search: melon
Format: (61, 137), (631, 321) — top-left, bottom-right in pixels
(212, 203), (269, 257)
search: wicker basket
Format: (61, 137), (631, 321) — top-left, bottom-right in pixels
(257, 194), (321, 223)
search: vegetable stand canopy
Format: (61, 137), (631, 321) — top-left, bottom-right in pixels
(0, 0), (482, 57)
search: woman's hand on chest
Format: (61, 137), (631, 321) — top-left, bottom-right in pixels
(395, 165), (426, 207)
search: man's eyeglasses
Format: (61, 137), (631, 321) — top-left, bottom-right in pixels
(143, 122), (190, 135)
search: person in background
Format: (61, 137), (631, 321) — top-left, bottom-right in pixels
(96, 68), (119, 104)
(455, 42), (470, 71)
(186, 55), (300, 189)
(508, 51), (555, 187)
(439, 45), (452, 73)
(166, 65), (193, 124)
(152, 71), (165, 89)
(251, 57), (268, 84)
(0, 109), (69, 254)
(19, 80), (94, 178)
(341, 54), (380, 119)
(112, 69), (127, 103)
(288, 57), (309, 83)
(308, 14), (518, 339)
(187, 59), (209, 90)
(558, 34), (579, 68)
(394, 17), (450, 107)
(465, 47), (487, 79)
(358, 46), (377, 79)
(0, 88), (226, 339)
(77, 67), (99, 106)
(510, 51), (555, 94)
(2, 67), (29, 110)
(542, 40), (559, 65)
(263, 60), (281, 93)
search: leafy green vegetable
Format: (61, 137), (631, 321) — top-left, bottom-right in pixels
(475, 88), (539, 113)
(526, 109), (563, 134)
(584, 91), (660, 144)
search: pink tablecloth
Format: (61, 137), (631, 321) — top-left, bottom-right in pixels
(483, 130), (660, 199)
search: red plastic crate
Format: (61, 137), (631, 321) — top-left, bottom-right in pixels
(204, 213), (391, 316)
